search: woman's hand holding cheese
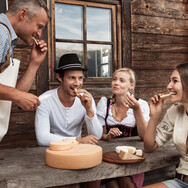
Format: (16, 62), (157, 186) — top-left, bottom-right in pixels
(123, 92), (140, 111)
(105, 128), (122, 140)
(149, 94), (164, 118)
(76, 89), (94, 118)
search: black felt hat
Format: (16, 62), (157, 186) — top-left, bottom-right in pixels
(55, 53), (87, 73)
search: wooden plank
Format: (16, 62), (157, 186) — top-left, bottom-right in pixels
(132, 14), (188, 36)
(134, 69), (172, 85)
(132, 51), (188, 69)
(132, 0), (188, 20)
(82, 0), (120, 5)
(121, 0), (133, 68)
(117, 4), (122, 69)
(0, 133), (37, 149)
(0, 137), (180, 187)
(36, 11), (49, 96)
(143, 166), (176, 185)
(132, 33), (188, 53)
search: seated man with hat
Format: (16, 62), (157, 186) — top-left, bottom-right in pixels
(35, 53), (103, 146)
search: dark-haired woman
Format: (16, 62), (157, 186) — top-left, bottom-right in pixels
(143, 63), (188, 188)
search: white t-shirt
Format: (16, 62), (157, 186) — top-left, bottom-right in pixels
(35, 88), (102, 146)
(97, 96), (150, 127)
(155, 103), (188, 175)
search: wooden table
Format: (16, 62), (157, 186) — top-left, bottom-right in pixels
(0, 137), (180, 188)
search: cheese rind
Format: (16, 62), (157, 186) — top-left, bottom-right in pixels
(46, 144), (102, 169)
(49, 140), (73, 151)
(62, 138), (79, 145)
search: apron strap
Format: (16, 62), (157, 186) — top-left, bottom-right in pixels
(0, 21), (12, 73)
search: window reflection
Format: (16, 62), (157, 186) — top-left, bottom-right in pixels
(55, 3), (83, 40)
(87, 44), (112, 77)
(87, 7), (111, 42)
(56, 43), (83, 68)
(54, 3), (114, 79)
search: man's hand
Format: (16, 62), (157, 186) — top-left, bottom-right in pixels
(76, 135), (99, 145)
(14, 90), (40, 111)
(16, 40), (48, 92)
(76, 89), (94, 118)
(30, 39), (47, 67)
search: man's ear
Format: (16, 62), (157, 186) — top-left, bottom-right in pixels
(18, 9), (28, 21)
(56, 73), (62, 83)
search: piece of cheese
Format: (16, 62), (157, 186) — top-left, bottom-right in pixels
(62, 138), (79, 145)
(46, 144), (102, 169)
(49, 140), (73, 151)
(135, 149), (143, 156)
(115, 146), (136, 154)
(119, 150), (143, 160)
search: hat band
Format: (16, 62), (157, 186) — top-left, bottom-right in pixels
(57, 63), (84, 70)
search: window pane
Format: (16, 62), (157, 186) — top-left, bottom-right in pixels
(87, 44), (112, 77)
(55, 3), (83, 40)
(56, 42), (83, 69)
(87, 7), (111, 42)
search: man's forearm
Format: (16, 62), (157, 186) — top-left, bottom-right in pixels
(0, 83), (19, 102)
(16, 62), (39, 91)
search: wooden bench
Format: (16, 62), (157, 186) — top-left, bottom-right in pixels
(0, 136), (180, 187)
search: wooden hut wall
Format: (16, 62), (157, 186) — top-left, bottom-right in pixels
(130, 0), (188, 120)
(1, 0), (188, 149)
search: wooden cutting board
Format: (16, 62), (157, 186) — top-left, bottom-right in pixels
(103, 151), (145, 164)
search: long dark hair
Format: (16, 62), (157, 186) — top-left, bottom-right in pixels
(176, 63), (188, 93)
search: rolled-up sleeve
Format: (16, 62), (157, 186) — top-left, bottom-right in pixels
(155, 105), (176, 147)
(84, 98), (103, 139)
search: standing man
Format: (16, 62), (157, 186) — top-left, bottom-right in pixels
(0, 0), (49, 141)
(35, 53), (103, 146)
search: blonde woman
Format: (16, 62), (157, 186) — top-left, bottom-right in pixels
(97, 68), (150, 188)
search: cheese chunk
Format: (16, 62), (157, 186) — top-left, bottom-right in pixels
(119, 150), (143, 160)
(46, 144), (102, 169)
(135, 149), (143, 156)
(50, 140), (73, 151)
(115, 146), (136, 154)
(62, 138), (79, 145)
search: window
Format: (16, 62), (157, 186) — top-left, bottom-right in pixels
(50, 0), (120, 82)
(0, 0), (8, 13)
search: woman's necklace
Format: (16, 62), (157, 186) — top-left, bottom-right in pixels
(112, 103), (128, 122)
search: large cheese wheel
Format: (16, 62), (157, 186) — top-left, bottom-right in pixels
(46, 144), (102, 169)
(50, 140), (73, 151)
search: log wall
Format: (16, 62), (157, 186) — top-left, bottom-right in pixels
(1, 0), (188, 149)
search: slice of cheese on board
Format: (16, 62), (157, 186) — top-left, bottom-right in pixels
(115, 146), (136, 154)
(119, 150), (143, 160)
(135, 149), (143, 157)
(46, 144), (102, 169)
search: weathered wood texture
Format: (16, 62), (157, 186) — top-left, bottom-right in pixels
(0, 137), (180, 187)
(131, 0), (188, 75)
(1, 0), (187, 149)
